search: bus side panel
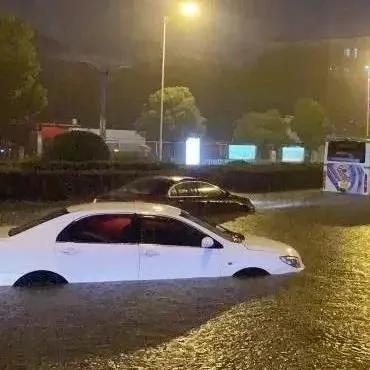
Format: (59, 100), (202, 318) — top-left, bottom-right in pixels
(324, 163), (369, 195)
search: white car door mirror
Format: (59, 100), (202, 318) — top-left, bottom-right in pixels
(201, 237), (215, 249)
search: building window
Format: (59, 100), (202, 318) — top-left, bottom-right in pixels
(353, 48), (359, 58)
(344, 48), (351, 57)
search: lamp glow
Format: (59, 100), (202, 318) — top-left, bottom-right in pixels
(186, 137), (200, 165)
(179, 2), (200, 18)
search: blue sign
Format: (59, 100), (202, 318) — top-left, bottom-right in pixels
(229, 145), (257, 161)
(282, 146), (305, 163)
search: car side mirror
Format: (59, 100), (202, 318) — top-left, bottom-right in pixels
(201, 237), (215, 249)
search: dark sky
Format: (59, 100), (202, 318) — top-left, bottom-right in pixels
(1, 0), (370, 64)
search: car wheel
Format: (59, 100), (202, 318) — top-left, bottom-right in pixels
(233, 268), (269, 279)
(13, 271), (68, 288)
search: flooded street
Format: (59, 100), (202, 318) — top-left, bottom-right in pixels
(0, 194), (369, 369)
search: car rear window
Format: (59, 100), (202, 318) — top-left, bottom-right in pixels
(8, 208), (69, 237)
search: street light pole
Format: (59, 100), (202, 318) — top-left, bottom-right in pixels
(367, 67), (370, 137)
(158, 2), (200, 161)
(159, 15), (168, 161)
(99, 70), (109, 142)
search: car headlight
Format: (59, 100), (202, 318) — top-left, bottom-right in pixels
(280, 255), (301, 268)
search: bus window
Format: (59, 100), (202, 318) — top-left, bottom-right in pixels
(327, 141), (366, 163)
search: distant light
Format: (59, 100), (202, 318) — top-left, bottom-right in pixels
(282, 146), (305, 163)
(366, 65), (370, 70)
(186, 137), (200, 165)
(229, 145), (257, 161)
(0, 149), (5, 154)
(179, 1), (200, 18)
(113, 148), (120, 153)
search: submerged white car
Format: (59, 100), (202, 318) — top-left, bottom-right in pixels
(0, 202), (304, 287)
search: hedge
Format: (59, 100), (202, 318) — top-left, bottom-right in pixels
(0, 163), (323, 201)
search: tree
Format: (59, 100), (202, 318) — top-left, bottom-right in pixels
(233, 110), (291, 147)
(291, 98), (329, 148)
(136, 86), (206, 140)
(44, 131), (110, 161)
(0, 15), (47, 134)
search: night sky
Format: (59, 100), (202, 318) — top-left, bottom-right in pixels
(0, 0), (370, 63)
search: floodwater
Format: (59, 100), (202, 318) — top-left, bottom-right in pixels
(0, 193), (369, 369)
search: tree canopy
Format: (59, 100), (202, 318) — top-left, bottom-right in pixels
(43, 130), (110, 161)
(233, 110), (291, 147)
(136, 86), (206, 141)
(0, 15), (47, 132)
(291, 98), (329, 148)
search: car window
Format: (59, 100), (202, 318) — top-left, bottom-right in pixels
(196, 182), (225, 198)
(9, 208), (69, 236)
(57, 214), (137, 244)
(139, 216), (206, 247)
(170, 182), (199, 197)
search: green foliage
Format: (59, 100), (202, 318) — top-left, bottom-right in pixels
(43, 131), (110, 162)
(233, 110), (292, 147)
(291, 98), (329, 148)
(0, 15), (47, 129)
(136, 86), (206, 140)
(0, 164), (322, 201)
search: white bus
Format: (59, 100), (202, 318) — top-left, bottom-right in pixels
(324, 139), (370, 195)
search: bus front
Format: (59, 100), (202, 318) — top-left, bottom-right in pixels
(324, 139), (369, 195)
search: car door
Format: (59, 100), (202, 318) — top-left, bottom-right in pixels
(168, 181), (205, 214)
(138, 215), (221, 280)
(195, 181), (230, 214)
(55, 214), (139, 283)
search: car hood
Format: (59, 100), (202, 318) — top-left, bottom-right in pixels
(244, 235), (299, 256)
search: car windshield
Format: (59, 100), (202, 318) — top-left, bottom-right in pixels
(180, 211), (245, 243)
(8, 209), (69, 237)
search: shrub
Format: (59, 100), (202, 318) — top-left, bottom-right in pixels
(43, 131), (110, 162)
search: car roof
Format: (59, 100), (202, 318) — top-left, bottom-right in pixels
(67, 202), (182, 217)
(132, 175), (195, 182)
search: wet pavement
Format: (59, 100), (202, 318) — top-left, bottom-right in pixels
(0, 192), (369, 369)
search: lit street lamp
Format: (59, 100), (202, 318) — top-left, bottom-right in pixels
(159, 1), (200, 161)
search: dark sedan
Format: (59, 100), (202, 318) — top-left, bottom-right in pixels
(95, 176), (255, 217)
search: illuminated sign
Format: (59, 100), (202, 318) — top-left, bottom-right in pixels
(229, 145), (257, 161)
(282, 146), (305, 163)
(186, 137), (200, 165)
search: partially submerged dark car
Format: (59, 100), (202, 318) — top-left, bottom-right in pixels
(95, 176), (255, 217)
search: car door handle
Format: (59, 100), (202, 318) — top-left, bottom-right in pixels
(144, 250), (160, 257)
(60, 247), (79, 255)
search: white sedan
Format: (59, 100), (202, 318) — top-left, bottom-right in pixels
(0, 202), (304, 287)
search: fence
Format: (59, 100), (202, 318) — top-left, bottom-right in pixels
(146, 141), (324, 164)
